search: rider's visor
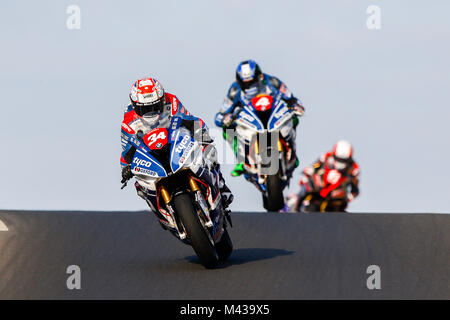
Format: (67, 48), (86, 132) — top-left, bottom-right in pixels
(241, 77), (258, 90)
(334, 156), (351, 170)
(134, 99), (165, 117)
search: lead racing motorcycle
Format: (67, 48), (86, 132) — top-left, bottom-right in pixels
(122, 115), (233, 269)
(229, 92), (301, 211)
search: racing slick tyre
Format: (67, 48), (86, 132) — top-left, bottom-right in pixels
(215, 228), (233, 261)
(174, 193), (219, 269)
(265, 174), (285, 212)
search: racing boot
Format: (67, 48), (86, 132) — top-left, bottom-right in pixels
(230, 162), (244, 177)
(218, 174), (234, 228)
(218, 171), (234, 208)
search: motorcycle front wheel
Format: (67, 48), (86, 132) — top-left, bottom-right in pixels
(173, 193), (219, 269)
(215, 228), (233, 261)
(264, 174), (285, 212)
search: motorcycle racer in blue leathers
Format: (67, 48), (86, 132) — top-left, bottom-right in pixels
(214, 60), (305, 176)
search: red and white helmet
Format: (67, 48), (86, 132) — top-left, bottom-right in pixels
(129, 77), (165, 117)
(332, 140), (353, 170)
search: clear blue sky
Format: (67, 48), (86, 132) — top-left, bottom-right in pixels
(0, 0), (449, 212)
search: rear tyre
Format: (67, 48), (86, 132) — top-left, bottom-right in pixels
(173, 193), (218, 269)
(262, 194), (269, 210)
(265, 174), (284, 212)
(215, 228), (233, 261)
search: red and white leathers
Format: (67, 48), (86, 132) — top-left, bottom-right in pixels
(120, 91), (233, 208)
(299, 151), (360, 202)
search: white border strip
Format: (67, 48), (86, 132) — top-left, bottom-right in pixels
(0, 219), (8, 231)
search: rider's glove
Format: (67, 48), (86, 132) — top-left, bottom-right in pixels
(347, 193), (355, 203)
(195, 128), (213, 144)
(222, 113), (233, 127)
(121, 165), (133, 183)
(290, 103), (305, 117)
(303, 166), (314, 177)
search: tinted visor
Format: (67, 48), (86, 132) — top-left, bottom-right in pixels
(240, 77), (259, 90)
(134, 99), (165, 117)
(334, 155), (351, 163)
(334, 156), (351, 170)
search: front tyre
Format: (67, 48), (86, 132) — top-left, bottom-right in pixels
(215, 228), (233, 261)
(264, 174), (285, 212)
(173, 193), (218, 269)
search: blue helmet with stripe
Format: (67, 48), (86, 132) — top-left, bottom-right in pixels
(235, 60), (262, 90)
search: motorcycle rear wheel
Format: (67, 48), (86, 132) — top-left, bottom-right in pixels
(173, 193), (218, 269)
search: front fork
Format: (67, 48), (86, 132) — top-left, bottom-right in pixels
(255, 133), (286, 186)
(302, 194), (328, 212)
(159, 185), (186, 240)
(189, 177), (213, 228)
(158, 175), (214, 240)
(320, 200), (329, 212)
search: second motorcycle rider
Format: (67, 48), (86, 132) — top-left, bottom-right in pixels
(215, 60), (306, 176)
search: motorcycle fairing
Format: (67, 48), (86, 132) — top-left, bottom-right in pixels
(234, 93), (297, 194)
(169, 128), (197, 173)
(267, 100), (292, 132)
(131, 148), (168, 178)
(236, 106), (264, 132)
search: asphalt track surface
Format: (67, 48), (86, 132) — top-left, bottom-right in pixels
(0, 210), (449, 299)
